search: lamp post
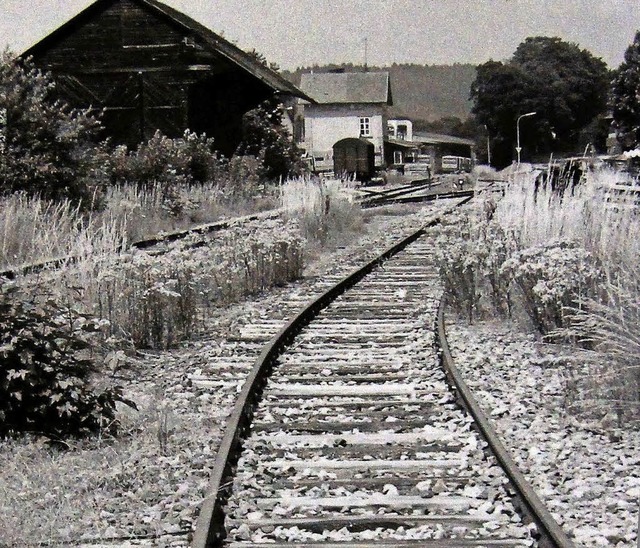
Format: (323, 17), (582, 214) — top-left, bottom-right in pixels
(516, 111), (536, 164)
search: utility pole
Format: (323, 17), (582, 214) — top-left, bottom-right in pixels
(364, 38), (368, 72)
(484, 125), (491, 167)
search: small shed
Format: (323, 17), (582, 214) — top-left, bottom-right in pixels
(333, 137), (375, 180)
(23, 0), (310, 155)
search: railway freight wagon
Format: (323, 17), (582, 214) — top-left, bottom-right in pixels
(333, 138), (375, 181)
(441, 155), (472, 173)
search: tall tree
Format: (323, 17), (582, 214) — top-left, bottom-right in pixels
(471, 37), (610, 166)
(611, 31), (640, 150)
(0, 52), (104, 207)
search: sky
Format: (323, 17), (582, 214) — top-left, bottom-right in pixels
(1, 0), (639, 70)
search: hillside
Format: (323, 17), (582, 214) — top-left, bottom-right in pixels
(282, 63), (477, 123)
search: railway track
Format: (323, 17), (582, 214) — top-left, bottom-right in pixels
(193, 199), (574, 548)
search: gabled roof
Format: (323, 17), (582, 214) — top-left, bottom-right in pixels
(22, 0), (312, 102)
(299, 72), (392, 105)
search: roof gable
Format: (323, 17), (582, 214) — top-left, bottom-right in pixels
(22, 0), (311, 101)
(300, 72), (392, 105)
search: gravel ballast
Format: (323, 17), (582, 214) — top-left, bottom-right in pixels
(446, 319), (640, 547)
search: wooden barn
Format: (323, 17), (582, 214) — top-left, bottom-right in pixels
(23, 0), (310, 155)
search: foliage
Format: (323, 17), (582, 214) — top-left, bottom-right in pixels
(611, 30), (640, 150)
(237, 96), (306, 181)
(108, 130), (225, 216)
(280, 177), (363, 247)
(0, 51), (105, 208)
(471, 37), (610, 166)
(108, 130), (267, 218)
(500, 241), (600, 335)
(431, 210), (516, 322)
(0, 282), (132, 439)
(94, 220), (303, 348)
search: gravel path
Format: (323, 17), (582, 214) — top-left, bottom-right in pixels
(446, 319), (640, 548)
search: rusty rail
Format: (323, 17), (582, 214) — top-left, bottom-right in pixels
(436, 300), (576, 548)
(192, 196), (472, 548)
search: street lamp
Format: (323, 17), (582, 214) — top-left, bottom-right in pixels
(516, 111), (536, 164)
(484, 124), (491, 167)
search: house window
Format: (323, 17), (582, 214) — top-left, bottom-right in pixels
(393, 150), (403, 164)
(359, 117), (371, 137)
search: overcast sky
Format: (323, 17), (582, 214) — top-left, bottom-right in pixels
(2, 0), (638, 69)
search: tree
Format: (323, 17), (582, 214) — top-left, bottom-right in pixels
(611, 31), (640, 150)
(0, 51), (105, 207)
(236, 50), (305, 181)
(470, 37), (610, 167)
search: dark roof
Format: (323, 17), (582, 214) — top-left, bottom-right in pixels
(299, 72), (392, 105)
(23, 0), (312, 102)
(386, 138), (418, 149)
(412, 131), (475, 147)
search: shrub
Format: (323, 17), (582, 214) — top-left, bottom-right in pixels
(0, 282), (133, 439)
(108, 131), (267, 218)
(237, 96), (306, 181)
(500, 240), (601, 335)
(0, 52), (105, 209)
(108, 130), (225, 217)
(94, 220), (303, 348)
(431, 211), (515, 322)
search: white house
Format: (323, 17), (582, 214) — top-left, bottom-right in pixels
(297, 71), (392, 175)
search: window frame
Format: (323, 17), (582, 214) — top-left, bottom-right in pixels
(359, 117), (371, 137)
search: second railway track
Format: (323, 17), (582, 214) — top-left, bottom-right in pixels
(193, 198), (574, 548)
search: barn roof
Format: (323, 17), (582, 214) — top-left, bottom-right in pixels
(22, 0), (312, 102)
(299, 72), (392, 105)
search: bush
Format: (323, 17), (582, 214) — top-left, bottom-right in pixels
(108, 131), (266, 217)
(237, 97), (306, 181)
(431, 211), (515, 322)
(0, 52), (105, 209)
(0, 282), (133, 440)
(94, 219), (303, 348)
(501, 241), (601, 335)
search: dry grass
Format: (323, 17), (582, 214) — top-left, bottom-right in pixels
(0, 183), (278, 272)
(280, 176), (363, 249)
(494, 165), (640, 423)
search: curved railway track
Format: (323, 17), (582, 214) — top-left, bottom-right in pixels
(193, 198), (575, 548)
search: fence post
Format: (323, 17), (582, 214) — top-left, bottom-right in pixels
(0, 107), (6, 153)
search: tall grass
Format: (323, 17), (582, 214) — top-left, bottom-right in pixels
(280, 177), (362, 247)
(494, 166), (640, 424)
(0, 193), (127, 271)
(0, 182), (278, 271)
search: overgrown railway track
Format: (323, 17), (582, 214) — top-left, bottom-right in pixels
(193, 198), (575, 548)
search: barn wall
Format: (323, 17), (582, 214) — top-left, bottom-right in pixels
(29, 0), (272, 152)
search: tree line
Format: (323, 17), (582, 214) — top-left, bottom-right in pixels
(471, 33), (640, 167)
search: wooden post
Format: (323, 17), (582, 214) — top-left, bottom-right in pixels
(138, 71), (145, 142)
(0, 108), (6, 153)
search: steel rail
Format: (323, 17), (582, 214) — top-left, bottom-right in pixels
(358, 178), (434, 206)
(361, 188), (475, 209)
(436, 300), (575, 548)
(0, 209), (282, 280)
(192, 196), (472, 548)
